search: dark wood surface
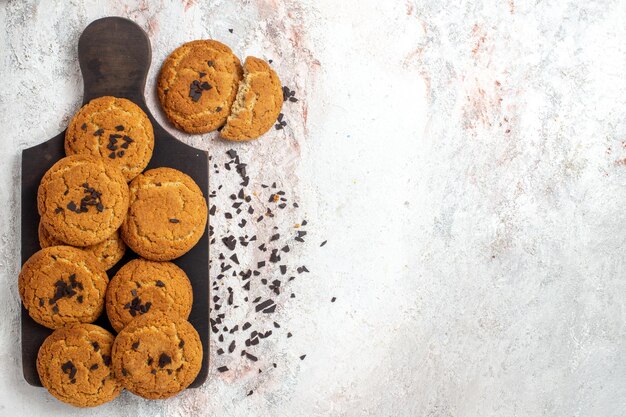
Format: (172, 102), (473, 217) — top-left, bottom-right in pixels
(21, 17), (209, 388)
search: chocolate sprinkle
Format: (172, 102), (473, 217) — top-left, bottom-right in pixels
(67, 183), (103, 213)
(217, 366), (229, 372)
(189, 79), (212, 102)
(158, 353), (172, 368)
(61, 361), (77, 380)
(125, 296), (151, 316)
(156, 280), (165, 287)
(255, 299), (274, 312)
(223, 235), (236, 250)
(169, 218), (180, 223)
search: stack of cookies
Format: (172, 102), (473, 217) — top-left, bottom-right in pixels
(19, 37), (283, 407)
(19, 95), (207, 406)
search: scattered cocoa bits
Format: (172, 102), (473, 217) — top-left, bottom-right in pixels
(207, 146), (324, 376)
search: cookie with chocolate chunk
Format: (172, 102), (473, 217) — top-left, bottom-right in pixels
(37, 323), (121, 407)
(37, 155), (129, 247)
(121, 167), (207, 261)
(18, 246), (108, 329)
(38, 221), (126, 271)
(157, 40), (243, 133)
(220, 56), (283, 141)
(106, 259), (193, 332)
(111, 312), (202, 399)
(65, 96), (154, 182)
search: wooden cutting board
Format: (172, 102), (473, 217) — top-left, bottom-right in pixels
(20, 17), (210, 388)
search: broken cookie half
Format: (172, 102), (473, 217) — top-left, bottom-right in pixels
(220, 56), (283, 141)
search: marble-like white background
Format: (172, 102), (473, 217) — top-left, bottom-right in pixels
(1, 0), (625, 415)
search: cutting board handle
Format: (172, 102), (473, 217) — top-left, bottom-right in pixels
(78, 17), (152, 104)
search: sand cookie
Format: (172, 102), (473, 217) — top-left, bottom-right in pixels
(106, 259), (193, 332)
(157, 40), (243, 133)
(38, 221), (126, 271)
(121, 167), (207, 261)
(65, 96), (154, 182)
(220, 56), (283, 141)
(111, 312), (202, 399)
(37, 155), (129, 247)
(37, 324), (122, 407)
(18, 246), (108, 329)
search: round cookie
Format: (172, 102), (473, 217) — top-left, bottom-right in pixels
(121, 167), (207, 261)
(111, 312), (202, 399)
(37, 324), (122, 407)
(37, 154), (129, 247)
(18, 246), (108, 329)
(106, 259), (193, 332)
(65, 96), (154, 182)
(157, 40), (243, 133)
(220, 56), (283, 141)
(38, 221), (126, 271)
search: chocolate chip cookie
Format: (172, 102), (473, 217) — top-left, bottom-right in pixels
(18, 246), (108, 329)
(111, 312), (202, 399)
(121, 167), (207, 261)
(37, 323), (122, 407)
(106, 259), (193, 332)
(38, 221), (126, 271)
(65, 96), (154, 182)
(220, 56), (283, 141)
(157, 40), (243, 133)
(37, 154), (129, 247)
